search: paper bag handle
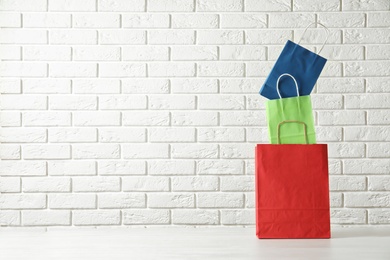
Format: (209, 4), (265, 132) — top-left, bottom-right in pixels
(297, 22), (330, 55)
(276, 73), (299, 99)
(277, 120), (308, 144)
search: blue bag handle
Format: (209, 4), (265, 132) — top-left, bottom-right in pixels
(297, 22), (330, 55)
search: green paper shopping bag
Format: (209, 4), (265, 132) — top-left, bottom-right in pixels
(266, 73), (316, 144)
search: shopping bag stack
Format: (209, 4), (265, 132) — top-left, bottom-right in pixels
(255, 23), (331, 239)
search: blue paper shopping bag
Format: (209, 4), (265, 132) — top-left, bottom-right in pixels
(260, 22), (329, 100)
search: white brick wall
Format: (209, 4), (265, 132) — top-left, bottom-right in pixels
(0, 0), (389, 228)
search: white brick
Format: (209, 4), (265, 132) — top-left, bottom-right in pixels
(197, 160), (244, 175)
(367, 45), (390, 60)
(312, 94), (343, 109)
(73, 46), (120, 61)
(99, 95), (146, 110)
(172, 111), (218, 126)
(171, 79), (218, 93)
(1, 128), (46, 143)
(246, 61), (274, 77)
(73, 13), (119, 28)
(122, 177), (169, 191)
(293, 0), (339, 11)
(368, 176), (390, 191)
(98, 161), (146, 176)
(74, 111), (120, 126)
(123, 144), (169, 159)
(73, 177), (120, 192)
(220, 79), (262, 93)
(245, 192), (255, 208)
(172, 14), (218, 28)
(269, 13), (315, 28)
(346, 61), (390, 76)
(197, 193), (244, 208)
(198, 128), (245, 142)
(316, 78), (364, 93)
(368, 12), (390, 27)
(221, 209), (255, 225)
(49, 63), (97, 78)
(171, 144), (218, 159)
(246, 128), (269, 143)
(368, 110), (390, 125)
(23, 13), (71, 28)
(343, 0), (389, 10)
(122, 79), (169, 94)
(295, 28), (342, 44)
(369, 209), (390, 224)
(122, 46), (169, 61)
(73, 79), (120, 94)
(197, 0), (242, 11)
(23, 79), (71, 94)
(148, 30), (195, 45)
(221, 144), (255, 159)
(99, 128), (145, 143)
(49, 194), (96, 209)
(328, 143), (365, 158)
(0, 161), (45, 176)
(148, 160), (195, 175)
(149, 95), (196, 109)
(0, 0), (47, 11)
(346, 94), (390, 109)
(148, 0), (194, 11)
(367, 78), (390, 93)
(73, 210), (120, 225)
(246, 30), (292, 44)
(0, 145), (21, 160)
(98, 0), (145, 11)
(123, 209), (170, 224)
(345, 29), (390, 44)
(22, 210), (70, 226)
(149, 63), (196, 77)
(344, 159), (390, 174)
(0, 13), (21, 27)
(98, 193), (145, 209)
(49, 95), (97, 110)
(171, 46), (218, 61)
(330, 193), (343, 208)
(122, 14), (169, 28)
(318, 111), (366, 125)
(24, 46), (71, 61)
(345, 126), (390, 141)
(0, 211), (20, 226)
(149, 128), (195, 142)
(0, 62), (47, 77)
(148, 193), (194, 208)
(199, 63), (244, 77)
(73, 144), (120, 159)
(0, 29), (47, 44)
(331, 209), (366, 224)
(220, 46), (266, 61)
(345, 193), (390, 207)
(123, 111), (169, 126)
(367, 143), (390, 158)
(316, 126), (343, 142)
(220, 176), (254, 191)
(0, 194), (46, 209)
(49, 128), (97, 143)
(318, 13), (364, 28)
(23, 177), (70, 192)
(198, 94), (245, 109)
(245, 0), (290, 11)
(198, 30), (244, 45)
(48, 161), (96, 176)
(330, 176), (366, 191)
(50, 30), (97, 44)
(221, 14), (266, 28)
(0, 177), (20, 193)
(49, 0), (96, 11)
(23, 145), (71, 159)
(171, 176), (218, 191)
(1, 95), (46, 110)
(172, 209), (219, 225)
(99, 63), (146, 77)
(0, 46), (21, 61)
(321, 45), (364, 60)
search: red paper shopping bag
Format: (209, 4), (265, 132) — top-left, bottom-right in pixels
(255, 120), (330, 239)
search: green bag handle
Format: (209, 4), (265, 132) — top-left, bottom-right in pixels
(276, 73), (299, 99)
(277, 120), (308, 144)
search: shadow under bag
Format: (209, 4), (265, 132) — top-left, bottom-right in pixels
(255, 121), (331, 239)
(259, 22), (329, 100)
